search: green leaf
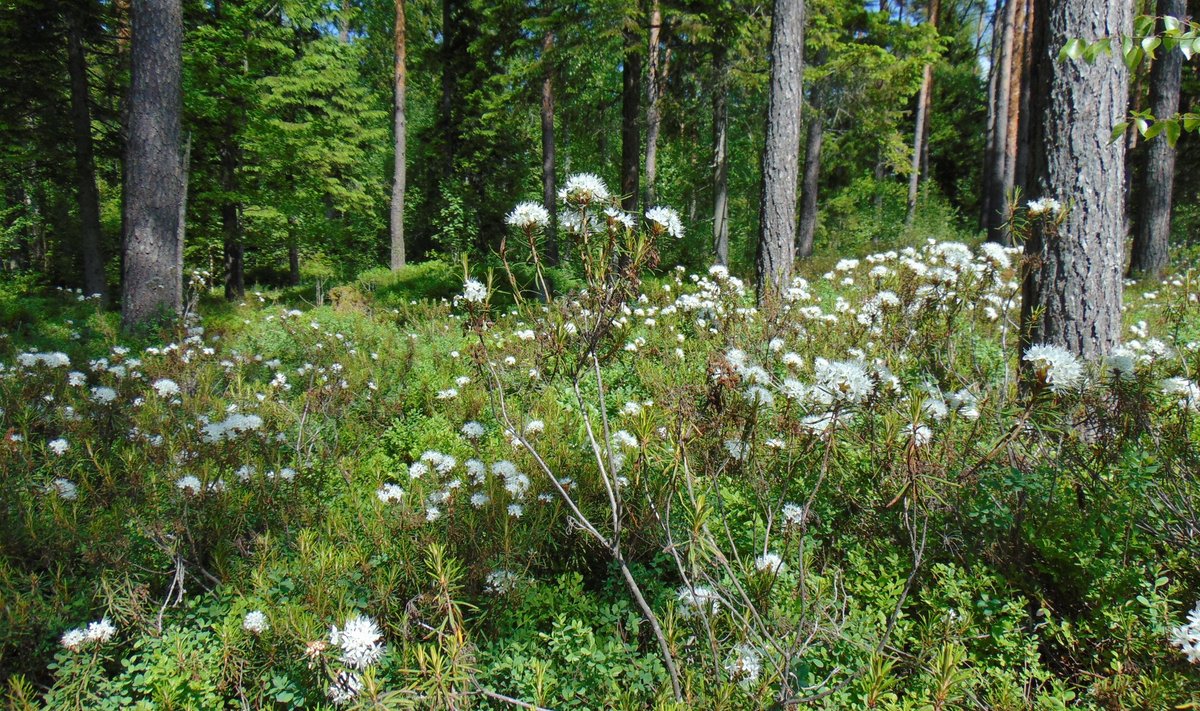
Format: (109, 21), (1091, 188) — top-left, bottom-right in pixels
(1165, 119), (1181, 148)
(1124, 46), (1145, 71)
(1134, 14), (1157, 37)
(1141, 36), (1161, 57)
(1183, 114), (1200, 132)
(1143, 121), (1164, 140)
(1060, 38), (1085, 62)
(1163, 15), (1181, 33)
(1109, 122), (1130, 143)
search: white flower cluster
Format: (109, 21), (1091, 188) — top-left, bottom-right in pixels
(485, 569), (522, 594)
(645, 206), (684, 239)
(725, 644), (762, 685)
(754, 552), (784, 574)
(1023, 344), (1084, 393)
(505, 201), (551, 231)
(17, 351), (71, 369)
(60, 617), (117, 651)
(1171, 602), (1200, 664)
(330, 614), (385, 670)
(460, 279), (488, 305)
(152, 378), (181, 397)
(558, 172), (610, 205)
(677, 585), (721, 618)
(242, 610), (269, 635)
(376, 483), (404, 504)
(1026, 197), (1064, 218)
(200, 413), (264, 443)
(812, 359), (875, 406)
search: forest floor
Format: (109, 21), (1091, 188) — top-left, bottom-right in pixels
(3, 240), (1200, 709)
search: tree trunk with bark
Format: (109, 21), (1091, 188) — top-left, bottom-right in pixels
(1020, 0), (1130, 358)
(797, 90), (824, 260)
(712, 42), (730, 265)
(390, 0), (407, 270)
(122, 0), (183, 330)
(1128, 0), (1184, 279)
(906, 0), (940, 221)
(983, 0), (1018, 242)
(621, 22), (641, 213)
(66, 9), (107, 301)
(541, 30), (558, 265)
(644, 0), (662, 208)
(755, 0), (805, 300)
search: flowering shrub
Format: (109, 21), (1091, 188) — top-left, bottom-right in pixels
(2, 195), (1200, 707)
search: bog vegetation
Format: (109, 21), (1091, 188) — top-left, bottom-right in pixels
(3, 183), (1200, 708)
(4, 0), (1200, 707)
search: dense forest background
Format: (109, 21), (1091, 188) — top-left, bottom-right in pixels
(3, 0), (1196, 298)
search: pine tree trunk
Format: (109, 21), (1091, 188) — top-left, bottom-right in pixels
(1128, 0), (1184, 279)
(755, 0), (805, 300)
(712, 42), (730, 266)
(797, 93), (824, 260)
(122, 0), (183, 330)
(980, 0), (1002, 230)
(390, 0), (407, 270)
(621, 23), (641, 213)
(1005, 0), (1030, 191)
(541, 30), (558, 265)
(66, 11), (107, 301)
(1012, 0), (1035, 196)
(1020, 0), (1130, 358)
(984, 0), (1018, 243)
(906, 0), (940, 221)
(644, 0), (662, 208)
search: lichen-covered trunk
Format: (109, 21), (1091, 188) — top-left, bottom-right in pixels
(755, 0), (805, 300)
(1128, 0), (1184, 279)
(712, 43), (730, 266)
(122, 0), (183, 330)
(390, 0), (407, 270)
(66, 13), (107, 301)
(1020, 0), (1130, 358)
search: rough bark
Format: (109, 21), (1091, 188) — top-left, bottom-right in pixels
(541, 31), (558, 265)
(712, 42), (730, 265)
(621, 24), (641, 213)
(1012, 0), (1035, 196)
(755, 0), (805, 300)
(797, 92), (824, 260)
(1005, 0), (1031, 190)
(983, 0), (1018, 242)
(1128, 0), (1184, 279)
(177, 133), (189, 287)
(644, 0), (662, 208)
(66, 10), (107, 300)
(122, 0), (183, 331)
(390, 0), (407, 270)
(980, 0), (1003, 230)
(1020, 0), (1130, 358)
(907, 0), (940, 220)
